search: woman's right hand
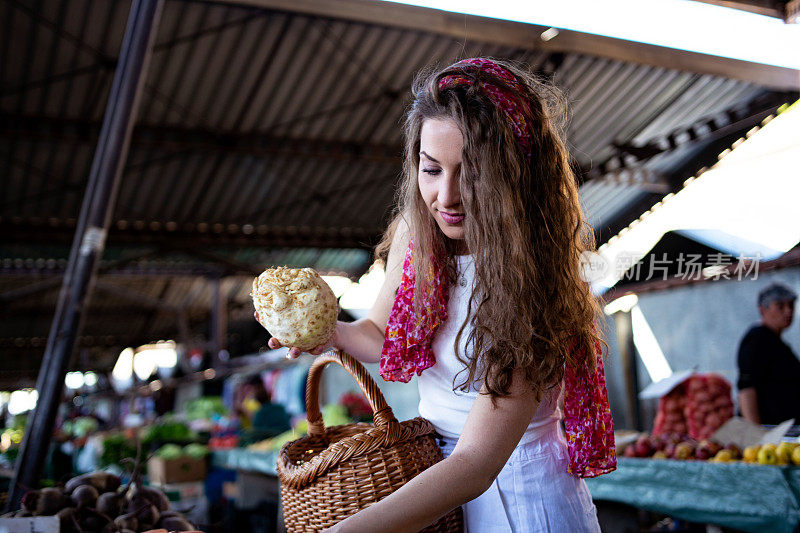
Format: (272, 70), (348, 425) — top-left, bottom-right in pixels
(267, 337), (333, 359)
(267, 321), (340, 359)
(255, 309), (336, 359)
(263, 317), (384, 365)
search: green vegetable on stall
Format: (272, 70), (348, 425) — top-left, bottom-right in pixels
(72, 417), (99, 438)
(62, 417), (99, 438)
(1, 448), (19, 464)
(100, 433), (137, 467)
(182, 443), (209, 458)
(183, 396), (228, 420)
(142, 418), (196, 444)
(154, 444), (183, 460)
(151, 442), (209, 460)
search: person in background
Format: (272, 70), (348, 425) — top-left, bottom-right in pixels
(737, 283), (800, 425)
(235, 375), (263, 428)
(239, 374), (291, 439)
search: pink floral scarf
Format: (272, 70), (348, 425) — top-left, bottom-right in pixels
(380, 241), (617, 478)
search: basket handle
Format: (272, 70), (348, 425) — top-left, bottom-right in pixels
(305, 349), (402, 442)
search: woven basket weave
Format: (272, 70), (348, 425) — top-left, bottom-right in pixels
(277, 349), (463, 532)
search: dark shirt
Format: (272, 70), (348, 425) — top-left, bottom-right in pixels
(737, 324), (800, 425)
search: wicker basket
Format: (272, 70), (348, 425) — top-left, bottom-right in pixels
(277, 349), (463, 532)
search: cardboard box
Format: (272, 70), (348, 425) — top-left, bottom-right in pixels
(147, 456), (207, 485)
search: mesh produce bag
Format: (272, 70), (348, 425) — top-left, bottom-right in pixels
(652, 374), (734, 440)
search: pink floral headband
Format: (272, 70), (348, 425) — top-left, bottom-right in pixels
(437, 58), (534, 159)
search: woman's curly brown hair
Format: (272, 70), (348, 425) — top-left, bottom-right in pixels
(378, 57), (607, 401)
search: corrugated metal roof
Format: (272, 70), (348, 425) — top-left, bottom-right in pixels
(2, 0), (775, 233)
(0, 0), (793, 381)
(579, 180), (653, 231)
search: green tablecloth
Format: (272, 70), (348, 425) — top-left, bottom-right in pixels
(212, 451), (800, 532)
(585, 457), (800, 533)
(212, 448), (279, 476)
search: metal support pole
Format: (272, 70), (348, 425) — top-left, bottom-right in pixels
(8, 0), (163, 511)
(615, 310), (642, 431)
(209, 276), (227, 367)
(177, 311), (191, 347)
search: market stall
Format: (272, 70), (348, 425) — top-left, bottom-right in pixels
(587, 458), (800, 533)
(593, 368), (800, 532)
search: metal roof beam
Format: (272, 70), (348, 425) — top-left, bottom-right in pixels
(205, 0), (800, 90)
(0, 112), (402, 164)
(592, 116), (771, 246)
(0, 248), (163, 302)
(0, 306), (182, 319)
(0, 218), (381, 252)
(167, 244), (262, 276)
(587, 91), (794, 180)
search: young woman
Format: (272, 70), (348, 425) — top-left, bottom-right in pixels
(269, 57), (616, 532)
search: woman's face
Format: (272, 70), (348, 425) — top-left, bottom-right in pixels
(418, 117), (466, 243)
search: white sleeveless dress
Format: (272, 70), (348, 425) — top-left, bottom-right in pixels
(417, 254), (601, 532)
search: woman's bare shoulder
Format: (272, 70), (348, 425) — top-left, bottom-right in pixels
(368, 216), (411, 331)
(389, 217), (411, 263)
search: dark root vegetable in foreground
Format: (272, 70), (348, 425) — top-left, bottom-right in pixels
(56, 507), (85, 533)
(55, 507), (75, 529)
(127, 483), (170, 512)
(65, 471), (121, 495)
(22, 487), (69, 516)
(134, 503), (160, 530)
(96, 490), (125, 518)
(113, 511), (138, 531)
(8, 437), (197, 533)
(71, 484), (100, 507)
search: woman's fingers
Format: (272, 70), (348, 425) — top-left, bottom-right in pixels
(269, 338), (300, 357)
(269, 338), (330, 358)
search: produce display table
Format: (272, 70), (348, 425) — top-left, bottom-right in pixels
(212, 448), (279, 476)
(213, 451), (800, 532)
(585, 457), (800, 533)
